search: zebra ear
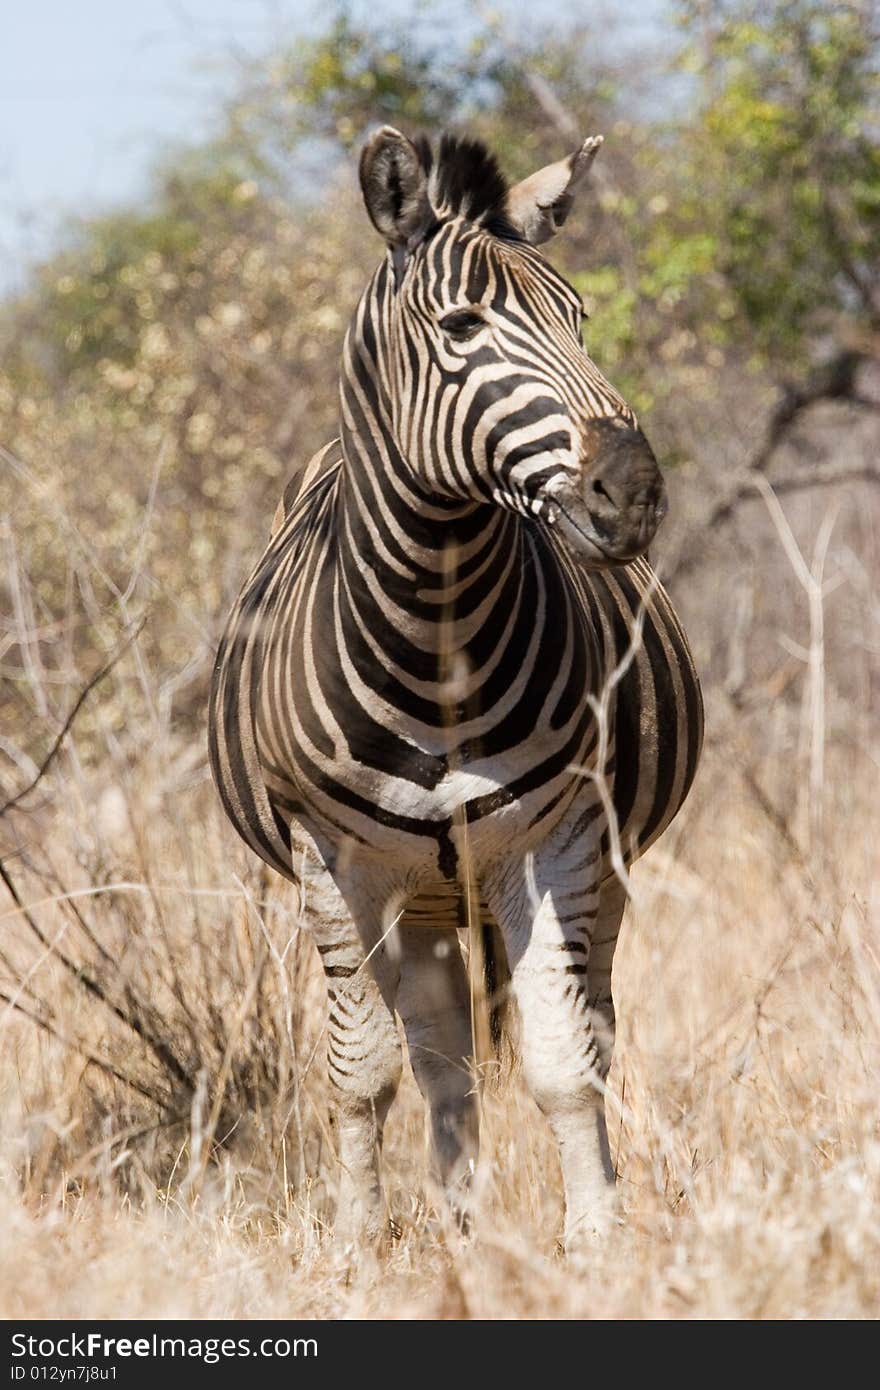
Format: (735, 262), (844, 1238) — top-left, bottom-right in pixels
(359, 126), (433, 250)
(506, 136), (603, 245)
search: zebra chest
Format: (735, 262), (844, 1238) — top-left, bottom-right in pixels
(250, 554), (609, 868)
(256, 649), (602, 874)
(266, 685), (582, 800)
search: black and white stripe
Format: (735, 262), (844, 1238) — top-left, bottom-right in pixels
(208, 129), (703, 1246)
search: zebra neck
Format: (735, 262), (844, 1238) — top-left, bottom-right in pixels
(336, 422), (520, 636)
(336, 279), (522, 643)
(334, 266), (598, 701)
(332, 430), (600, 742)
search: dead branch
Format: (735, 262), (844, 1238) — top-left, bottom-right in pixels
(0, 858), (193, 1095)
(668, 351), (878, 583)
(0, 617), (146, 818)
(0, 987), (168, 1108)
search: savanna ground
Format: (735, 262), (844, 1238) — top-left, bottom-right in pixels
(2, 1), (879, 1319)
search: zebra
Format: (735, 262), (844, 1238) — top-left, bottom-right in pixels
(209, 127), (703, 1249)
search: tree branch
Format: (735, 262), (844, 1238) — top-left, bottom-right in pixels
(0, 856), (194, 1095)
(0, 988), (168, 1107)
(667, 351), (877, 582)
(0, 617), (146, 817)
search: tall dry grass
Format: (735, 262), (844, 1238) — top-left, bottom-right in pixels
(1, 410), (878, 1318)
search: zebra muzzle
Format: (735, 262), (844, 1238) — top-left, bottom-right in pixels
(550, 423), (667, 565)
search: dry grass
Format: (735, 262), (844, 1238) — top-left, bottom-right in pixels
(1, 401), (878, 1319)
(2, 685), (878, 1317)
(1, 19), (877, 1308)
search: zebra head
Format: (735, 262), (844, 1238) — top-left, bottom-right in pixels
(356, 126), (667, 566)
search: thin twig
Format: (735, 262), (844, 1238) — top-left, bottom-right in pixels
(669, 352), (877, 583)
(0, 617), (146, 817)
(0, 988), (168, 1107)
(0, 860), (193, 1093)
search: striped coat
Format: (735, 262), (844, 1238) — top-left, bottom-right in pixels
(209, 128), (703, 1248)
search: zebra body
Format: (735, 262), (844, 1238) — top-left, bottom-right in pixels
(209, 129), (703, 1247)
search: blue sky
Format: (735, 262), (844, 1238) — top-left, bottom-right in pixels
(0, 0), (669, 294)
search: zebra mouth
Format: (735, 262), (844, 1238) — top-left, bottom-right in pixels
(544, 496), (648, 565)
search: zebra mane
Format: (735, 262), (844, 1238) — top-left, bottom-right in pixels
(415, 133), (523, 240)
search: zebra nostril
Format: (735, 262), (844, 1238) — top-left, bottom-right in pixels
(592, 477), (616, 507)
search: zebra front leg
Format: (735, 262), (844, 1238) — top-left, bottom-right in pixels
(588, 876), (627, 1083)
(321, 940), (402, 1247)
(396, 924), (479, 1224)
(486, 832), (626, 1250)
(306, 859), (403, 1248)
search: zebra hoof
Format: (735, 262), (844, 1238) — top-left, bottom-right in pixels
(331, 1209), (398, 1257)
(562, 1206), (622, 1258)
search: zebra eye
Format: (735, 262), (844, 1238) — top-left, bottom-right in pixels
(439, 309), (485, 340)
